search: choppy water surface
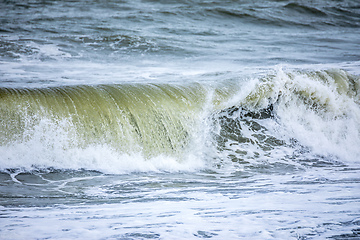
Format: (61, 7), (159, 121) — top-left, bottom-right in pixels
(1, 166), (360, 239)
(1, 0), (360, 239)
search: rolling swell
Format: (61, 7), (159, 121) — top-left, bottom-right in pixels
(1, 0), (359, 68)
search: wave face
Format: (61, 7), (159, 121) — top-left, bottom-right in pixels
(0, 83), (212, 171)
(1, 68), (359, 172)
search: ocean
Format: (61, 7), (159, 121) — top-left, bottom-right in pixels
(1, 0), (360, 239)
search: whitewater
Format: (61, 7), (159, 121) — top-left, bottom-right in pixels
(1, 0), (360, 239)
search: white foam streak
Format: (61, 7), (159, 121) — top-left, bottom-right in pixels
(0, 142), (207, 174)
(0, 113), (209, 173)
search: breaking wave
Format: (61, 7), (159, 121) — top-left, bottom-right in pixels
(1, 68), (359, 173)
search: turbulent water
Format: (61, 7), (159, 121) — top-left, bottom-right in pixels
(1, 0), (360, 239)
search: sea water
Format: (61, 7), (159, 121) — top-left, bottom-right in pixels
(1, 0), (360, 239)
